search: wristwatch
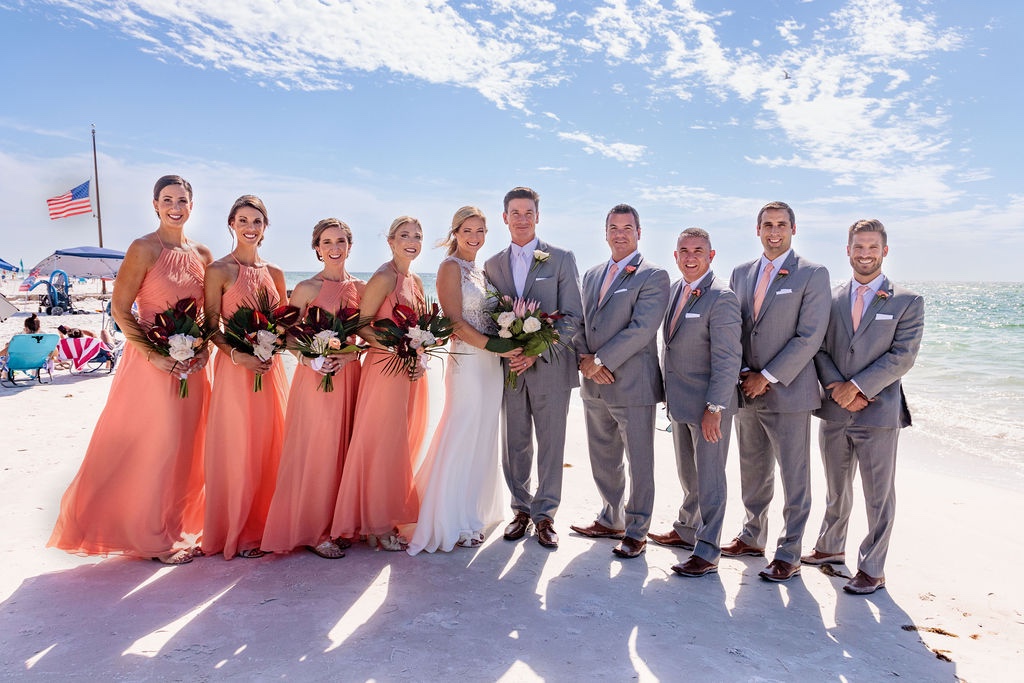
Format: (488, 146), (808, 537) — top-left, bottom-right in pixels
(593, 356), (604, 367)
(705, 403), (724, 414)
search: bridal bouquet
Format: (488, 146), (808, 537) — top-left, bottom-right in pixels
(371, 300), (454, 380)
(134, 297), (214, 399)
(288, 305), (364, 392)
(485, 293), (563, 388)
(222, 288), (301, 392)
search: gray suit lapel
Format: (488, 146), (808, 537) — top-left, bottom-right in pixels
(757, 252), (797, 321)
(855, 277), (891, 338)
(838, 280), (855, 339)
(599, 254), (642, 310)
(492, 245), (515, 296)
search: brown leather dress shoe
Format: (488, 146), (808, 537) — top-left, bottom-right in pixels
(800, 549), (846, 565)
(503, 512), (533, 541)
(535, 519), (559, 548)
(672, 555), (718, 577)
(612, 536), (647, 558)
(720, 537), (765, 558)
(647, 529), (695, 550)
(843, 570), (885, 595)
(569, 521), (625, 539)
(758, 559), (801, 582)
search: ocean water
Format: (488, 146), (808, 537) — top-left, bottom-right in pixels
(286, 273), (1024, 474)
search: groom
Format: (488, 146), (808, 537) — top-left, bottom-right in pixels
(484, 187), (583, 548)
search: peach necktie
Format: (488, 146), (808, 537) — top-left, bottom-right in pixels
(598, 263), (619, 301)
(852, 284), (870, 331)
(669, 284), (692, 332)
(752, 262), (774, 319)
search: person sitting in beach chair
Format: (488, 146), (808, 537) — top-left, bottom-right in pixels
(56, 329), (117, 373)
(0, 329), (60, 386)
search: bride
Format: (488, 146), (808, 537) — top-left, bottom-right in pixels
(407, 206), (521, 555)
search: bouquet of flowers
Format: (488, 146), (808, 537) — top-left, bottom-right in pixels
(370, 300), (454, 380)
(222, 288), (301, 392)
(134, 297), (215, 399)
(288, 304), (365, 392)
(485, 293), (564, 388)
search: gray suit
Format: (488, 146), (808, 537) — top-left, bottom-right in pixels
(729, 250), (830, 564)
(574, 255), (670, 540)
(661, 272), (742, 562)
(484, 240), (582, 523)
(812, 278), (924, 576)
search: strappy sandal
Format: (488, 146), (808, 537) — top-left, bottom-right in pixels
(332, 537), (353, 551)
(237, 548), (266, 559)
(368, 532), (408, 552)
(152, 549), (194, 565)
(456, 532), (484, 548)
(306, 540), (346, 559)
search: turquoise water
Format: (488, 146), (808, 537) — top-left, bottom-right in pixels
(287, 273), (1024, 473)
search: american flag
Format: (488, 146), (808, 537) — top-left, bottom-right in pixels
(47, 180), (92, 220)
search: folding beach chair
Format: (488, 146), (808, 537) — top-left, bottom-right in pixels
(57, 336), (116, 374)
(0, 333), (59, 386)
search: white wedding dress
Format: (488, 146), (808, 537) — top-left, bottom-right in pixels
(407, 256), (507, 555)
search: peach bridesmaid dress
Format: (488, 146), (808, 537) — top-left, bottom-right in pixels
(261, 278), (364, 552)
(332, 267), (429, 542)
(202, 264), (287, 559)
(48, 247), (210, 558)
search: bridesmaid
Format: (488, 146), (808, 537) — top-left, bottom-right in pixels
(48, 175), (213, 565)
(262, 218), (365, 559)
(201, 195), (288, 560)
(332, 216), (430, 551)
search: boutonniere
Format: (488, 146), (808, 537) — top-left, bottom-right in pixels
(531, 250), (550, 272)
(775, 268), (790, 279)
(691, 288), (702, 299)
(875, 290), (889, 301)
(623, 264), (638, 278)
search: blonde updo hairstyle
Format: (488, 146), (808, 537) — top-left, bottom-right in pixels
(438, 206), (486, 255)
(311, 217), (353, 262)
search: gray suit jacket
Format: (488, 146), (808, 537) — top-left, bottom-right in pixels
(484, 239), (583, 394)
(661, 272), (742, 425)
(814, 278), (924, 428)
(730, 250), (831, 413)
(574, 254), (670, 407)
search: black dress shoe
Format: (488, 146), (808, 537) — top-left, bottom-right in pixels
(535, 519), (559, 548)
(612, 536), (647, 558)
(672, 555), (718, 577)
(647, 529), (695, 550)
(503, 512), (532, 541)
(569, 521), (625, 539)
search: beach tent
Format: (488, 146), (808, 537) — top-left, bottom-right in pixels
(0, 257), (18, 272)
(27, 246), (125, 279)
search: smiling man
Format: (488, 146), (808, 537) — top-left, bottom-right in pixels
(651, 228), (742, 577)
(724, 201), (831, 583)
(804, 219), (924, 595)
(569, 203), (670, 559)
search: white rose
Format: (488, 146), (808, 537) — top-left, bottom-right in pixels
(498, 328), (513, 338)
(497, 311), (516, 328)
(167, 334), (196, 362)
(312, 329), (338, 355)
(522, 316), (542, 334)
(252, 329), (279, 361)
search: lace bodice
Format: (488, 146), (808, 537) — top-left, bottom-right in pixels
(445, 256), (495, 334)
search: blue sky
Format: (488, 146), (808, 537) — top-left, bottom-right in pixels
(1, 0), (1020, 281)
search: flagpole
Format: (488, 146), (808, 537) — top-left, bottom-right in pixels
(91, 125), (107, 295)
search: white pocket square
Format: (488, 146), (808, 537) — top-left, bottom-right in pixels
(536, 277), (549, 281)
(613, 288), (627, 294)
(875, 313), (893, 320)
(685, 312), (700, 319)
(777, 288), (793, 294)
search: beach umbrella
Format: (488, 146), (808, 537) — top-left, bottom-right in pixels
(0, 257), (18, 272)
(28, 246), (126, 279)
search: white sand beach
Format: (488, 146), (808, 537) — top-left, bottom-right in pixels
(1, 295), (1021, 681)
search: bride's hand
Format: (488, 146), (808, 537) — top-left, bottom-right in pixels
(498, 347), (523, 359)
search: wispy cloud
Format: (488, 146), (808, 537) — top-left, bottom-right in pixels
(557, 131), (646, 163)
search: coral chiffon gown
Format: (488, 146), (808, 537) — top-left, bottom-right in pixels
(202, 264), (288, 559)
(261, 278), (363, 552)
(49, 247), (210, 557)
(331, 267), (430, 540)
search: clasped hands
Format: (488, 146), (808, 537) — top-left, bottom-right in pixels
(826, 380), (871, 412)
(579, 354), (614, 384)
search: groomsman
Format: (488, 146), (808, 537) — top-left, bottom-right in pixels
(648, 228), (742, 577)
(484, 187), (582, 549)
(569, 204), (670, 558)
(803, 219), (924, 595)
(724, 201), (831, 582)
